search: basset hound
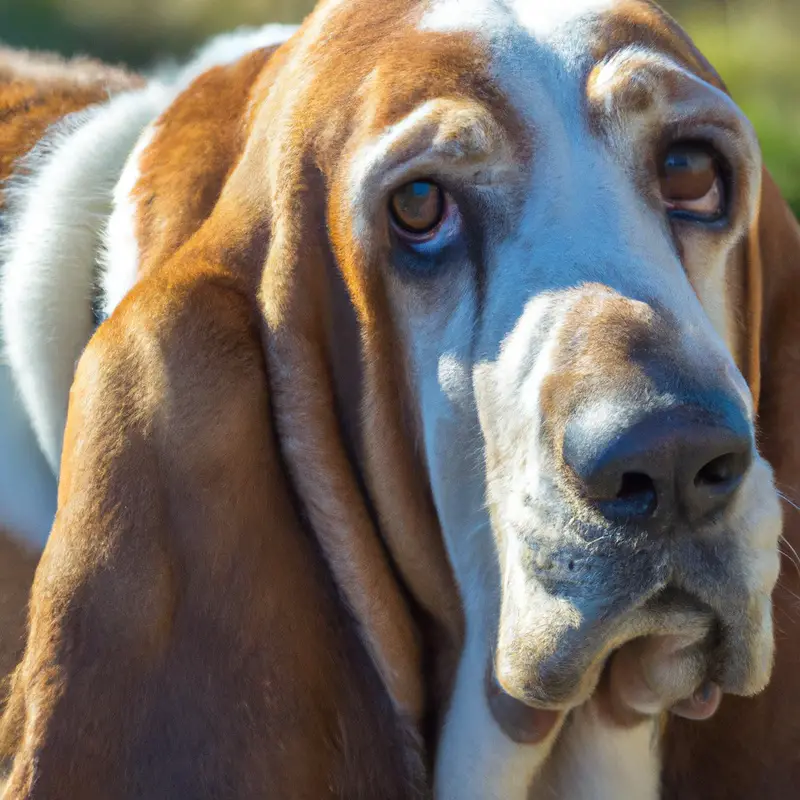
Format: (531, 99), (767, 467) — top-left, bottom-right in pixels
(1, 1), (799, 797)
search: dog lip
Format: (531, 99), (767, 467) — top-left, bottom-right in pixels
(485, 663), (562, 744)
(671, 681), (722, 720)
(495, 585), (720, 708)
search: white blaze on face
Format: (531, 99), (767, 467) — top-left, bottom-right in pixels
(415, 0), (730, 584)
(422, 0), (617, 38)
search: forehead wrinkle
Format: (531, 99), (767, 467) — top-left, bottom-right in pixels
(421, 0), (622, 172)
(296, 10), (532, 178)
(588, 47), (715, 119)
(586, 46), (760, 165)
(587, 46), (664, 119)
(587, 0), (724, 89)
(355, 99), (512, 184)
(420, 0), (727, 142)
(345, 98), (519, 246)
(257, 0), (502, 181)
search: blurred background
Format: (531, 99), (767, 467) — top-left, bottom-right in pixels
(1, 0), (797, 215)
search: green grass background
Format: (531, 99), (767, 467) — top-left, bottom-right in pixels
(1, 0), (797, 216)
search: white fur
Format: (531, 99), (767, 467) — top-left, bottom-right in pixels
(413, 4), (688, 797)
(0, 363), (56, 550)
(0, 83), (172, 475)
(0, 23), (298, 543)
(98, 122), (158, 320)
(423, 0), (615, 38)
(101, 24), (299, 320)
(539, 709), (660, 799)
(435, 633), (562, 800)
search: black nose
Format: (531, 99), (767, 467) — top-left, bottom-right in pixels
(563, 404), (753, 526)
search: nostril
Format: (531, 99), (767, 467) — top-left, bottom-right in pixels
(615, 472), (658, 517)
(686, 446), (752, 520)
(694, 451), (750, 491)
(618, 472), (655, 501)
(593, 471), (658, 522)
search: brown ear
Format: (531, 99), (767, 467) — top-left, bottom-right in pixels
(751, 171), (800, 432)
(122, 32), (462, 727)
(0, 258), (425, 798)
(258, 165), (463, 729)
(740, 170), (794, 412)
(663, 172), (800, 797)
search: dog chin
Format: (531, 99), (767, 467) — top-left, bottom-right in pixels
(493, 587), (721, 712)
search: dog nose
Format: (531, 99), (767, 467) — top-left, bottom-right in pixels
(563, 404), (753, 525)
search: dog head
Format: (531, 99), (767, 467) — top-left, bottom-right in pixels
(235, 0), (784, 724)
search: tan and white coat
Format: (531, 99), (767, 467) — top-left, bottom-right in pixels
(1, 2), (800, 798)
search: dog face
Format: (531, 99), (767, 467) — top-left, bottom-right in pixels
(265, 0), (782, 724)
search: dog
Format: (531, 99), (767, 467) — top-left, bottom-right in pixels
(1, 1), (799, 797)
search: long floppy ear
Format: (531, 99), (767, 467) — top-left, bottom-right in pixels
(130, 26), (462, 734)
(0, 44), (432, 793)
(0, 254), (427, 797)
(247, 49), (464, 727)
(750, 171), (800, 427)
(663, 171), (800, 797)
(258, 163), (464, 731)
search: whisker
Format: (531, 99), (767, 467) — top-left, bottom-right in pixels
(775, 478), (800, 507)
(778, 490), (800, 513)
(778, 581), (800, 608)
(780, 537), (800, 579)
(773, 584), (800, 627)
(583, 535), (609, 548)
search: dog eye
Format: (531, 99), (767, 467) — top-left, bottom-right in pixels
(390, 181), (445, 237)
(660, 143), (725, 220)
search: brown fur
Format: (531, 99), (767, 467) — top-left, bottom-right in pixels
(2, 2), (800, 797)
(0, 537), (36, 688)
(662, 173), (800, 798)
(0, 5), (474, 793)
(2, 263), (426, 797)
(133, 46), (279, 281)
(0, 49), (142, 201)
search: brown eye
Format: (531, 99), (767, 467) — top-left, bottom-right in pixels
(390, 181), (445, 235)
(659, 143), (725, 220)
